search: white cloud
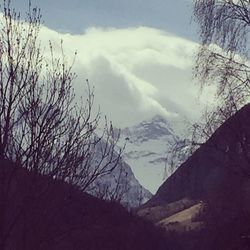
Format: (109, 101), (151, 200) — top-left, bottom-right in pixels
(38, 25), (214, 127)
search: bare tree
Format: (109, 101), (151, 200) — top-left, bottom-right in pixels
(0, 0), (122, 192)
(169, 0), (250, 159)
(167, 1), (250, 177)
(190, 2), (250, 247)
(0, 1), (127, 248)
(168, 1), (250, 174)
(193, 0), (250, 135)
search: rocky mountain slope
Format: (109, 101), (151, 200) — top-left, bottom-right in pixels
(89, 158), (152, 208)
(81, 132), (152, 208)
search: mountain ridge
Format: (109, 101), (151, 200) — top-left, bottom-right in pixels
(144, 103), (250, 207)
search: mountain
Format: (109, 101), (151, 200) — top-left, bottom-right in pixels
(0, 158), (168, 250)
(144, 104), (250, 207)
(89, 158), (152, 208)
(120, 115), (187, 193)
(84, 133), (152, 208)
(137, 104), (250, 250)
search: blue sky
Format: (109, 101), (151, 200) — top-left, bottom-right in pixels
(11, 0), (196, 39)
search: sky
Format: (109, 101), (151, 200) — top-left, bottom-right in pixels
(11, 0), (196, 40)
(7, 0), (216, 129)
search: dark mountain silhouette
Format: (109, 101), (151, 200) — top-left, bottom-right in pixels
(0, 159), (168, 250)
(145, 104), (250, 207)
(138, 104), (250, 250)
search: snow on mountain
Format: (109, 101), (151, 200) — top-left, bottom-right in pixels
(119, 115), (187, 194)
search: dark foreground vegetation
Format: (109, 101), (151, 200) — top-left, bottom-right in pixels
(2, 104), (250, 250)
(0, 158), (170, 250)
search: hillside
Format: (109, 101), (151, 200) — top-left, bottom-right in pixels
(0, 159), (168, 250)
(138, 104), (250, 250)
(144, 104), (250, 207)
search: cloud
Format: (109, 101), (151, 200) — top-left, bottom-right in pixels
(38, 25), (214, 127)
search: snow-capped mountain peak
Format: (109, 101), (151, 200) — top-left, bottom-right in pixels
(122, 115), (177, 144)
(119, 115), (184, 194)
